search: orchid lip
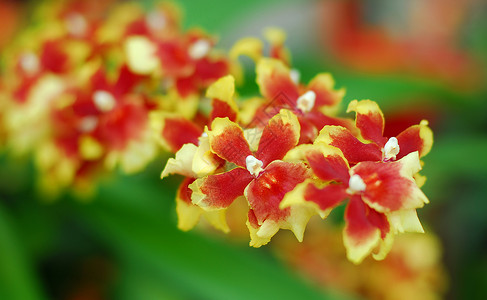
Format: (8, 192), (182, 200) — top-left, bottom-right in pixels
(246, 155), (264, 177)
(65, 13), (88, 37)
(146, 11), (167, 30)
(79, 116), (98, 133)
(93, 90), (116, 112)
(188, 39), (211, 60)
(289, 69), (301, 84)
(20, 52), (40, 74)
(198, 132), (208, 146)
(296, 91), (316, 113)
(347, 174), (366, 194)
(383, 137), (400, 161)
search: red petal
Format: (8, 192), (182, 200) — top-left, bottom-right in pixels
(306, 111), (355, 134)
(208, 118), (252, 168)
(347, 100), (388, 146)
(161, 116), (203, 153)
(175, 75), (198, 98)
(245, 161), (309, 224)
(256, 110), (300, 166)
(178, 177), (196, 204)
(192, 168), (253, 209)
(297, 115), (318, 144)
(256, 59), (299, 106)
(304, 183), (348, 211)
(206, 76), (238, 123)
(307, 73), (342, 108)
(114, 65), (145, 96)
(316, 126), (382, 164)
(396, 121), (433, 159)
(343, 196), (389, 263)
(345, 196), (389, 240)
(95, 101), (148, 150)
(210, 99), (237, 123)
(156, 40), (193, 77)
(194, 57), (229, 84)
(40, 40), (69, 74)
(306, 149), (350, 183)
(352, 158), (425, 212)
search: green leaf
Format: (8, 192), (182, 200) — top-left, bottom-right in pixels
(0, 202), (46, 300)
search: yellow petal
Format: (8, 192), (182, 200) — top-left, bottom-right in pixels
(176, 196), (203, 231)
(229, 37), (263, 61)
(247, 219), (278, 248)
(161, 143), (197, 178)
(206, 75), (239, 116)
(124, 36), (160, 75)
(117, 129), (158, 174)
(388, 209), (425, 234)
(203, 210), (230, 233)
(263, 27), (287, 46)
(192, 134), (219, 177)
(79, 135), (104, 160)
(346, 99), (383, 116)
(280, 179), (328, 218)
(397, 151), (429, 205)
(418, 119), (434, 158)
(371, 231), (394, 261)
(343, 227), (381, 265)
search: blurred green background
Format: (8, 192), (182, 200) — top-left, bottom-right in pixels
(1, 0), (486, 299)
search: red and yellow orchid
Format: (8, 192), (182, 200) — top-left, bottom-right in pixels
(1, 0), (437, 266)
(316, 99), (433, 165)
(282, 144), (428, 263)
(250, 58), (354, 143)
(159, 75), (241, 231)
(190, 109), (316, 246)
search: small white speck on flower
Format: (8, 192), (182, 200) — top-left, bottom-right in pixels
(146, 11), (167, 31)
(19, 52), (40, 75)
(65, 13), (88, 37)
(93, 90), (116, 112)
(79, 116), (98, 133)
(246, 155), (264, 177)
(198, 132), (208, 146)
(348, 174), (366, 194)
(289, 69), (301, 84)
(188, 39), (211, 60)
(383, 137), (400, 161)
(296, 91), (316, 113)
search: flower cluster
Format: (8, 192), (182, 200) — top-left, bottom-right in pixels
(161, 44), (434, 263)
(0, 1), (232, 196)
(1, 0), (435, 264)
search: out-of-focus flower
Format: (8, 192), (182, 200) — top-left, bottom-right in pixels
(125, 27), (232, 118)
(0, 1), (233, 196)
(274, 223), (447, 300)
(318, 0), (484, 89)
(249, 58), (353, 143)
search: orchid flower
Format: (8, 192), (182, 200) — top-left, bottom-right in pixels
(189, 109), (316, 246)
(282, 144), (428, 263)
(316, 99), (433, 164)
(249, 58), (355, 143)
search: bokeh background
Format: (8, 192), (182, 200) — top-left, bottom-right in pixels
(1, 0), (486, 299)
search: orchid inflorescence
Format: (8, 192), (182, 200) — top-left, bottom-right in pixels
(0, 1), (231, 195)
(0, 1), (434, 264)
(161, 48), (433, 263)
